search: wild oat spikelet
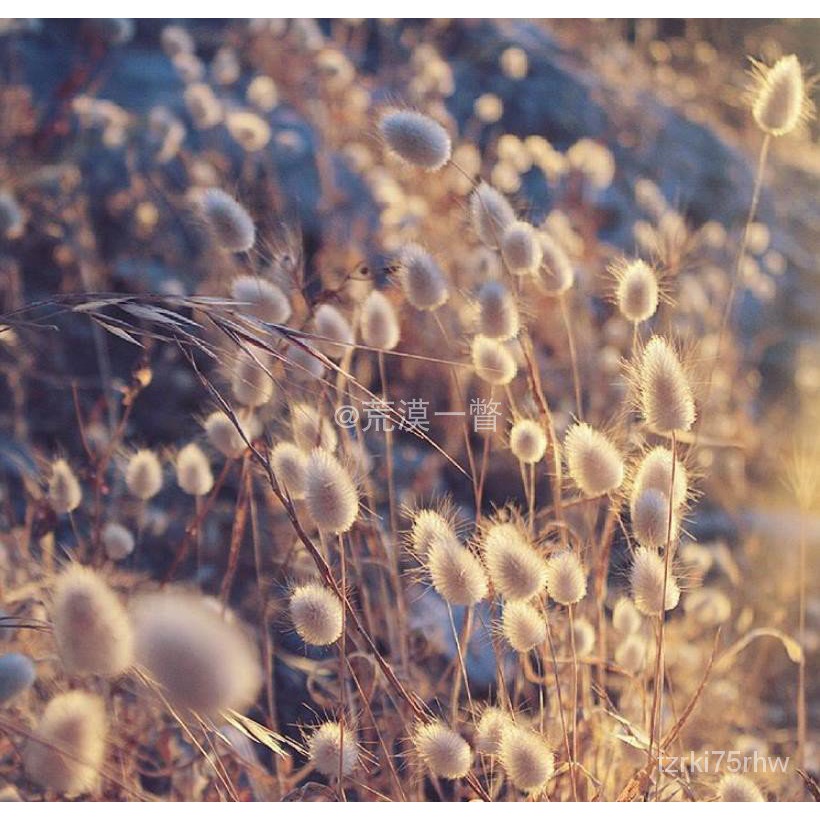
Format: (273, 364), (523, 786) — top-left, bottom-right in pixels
(483, 521), (548, 601)
(290, 583), (344, 646)
(632, 446), (688, 511)
(752, 55), (811, 137)
(291, 403), (338, 452)
(24, 691), (106, 796)
(477, 280), (519, 340)
(613, 259), (659, 323)
(564, 422), (624, 497)
(475, 707), (511, 756)
(199, 187), (255, 252)
(499, 725), (555, 794)
(101, 522), (135, 561)
(501, 221), (543, 276)
(637, 337), (695, 434)
(125, 449), (163, 501)
(0, 653), (36, 704)
(313, 304), (355, 360)
(271, 441), (308, 499)
(48, 458), (82, 515)
(132, 591), (262, 715)
(426, 539), (488, 606)
(630, 488), (680, 550)
(304, 448), (359, 534)
(539, 233), (574, 293)
(545, 550), (587, 606)
(630, 547), (680, 616)
(502, 600), (546, 653)
(413, 721), (472, 780)
(176, 443), (214, 497)
(397, 243), (449, 311)
(612, 596), (642, 635)
(361, 290), (400, 350)
(471, 335), (517, 386)
(231, 275), (291, 324)
(307, 721), (359, 778)
(52, 565), (133, 677)
(470, 182), (516, 249)
(717, 772), (765, 801)
(379, 109), (451, 171)
(231, 351), (274, 408)
(510, 419), (547, 464)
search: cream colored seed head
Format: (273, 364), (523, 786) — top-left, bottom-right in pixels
(637, 337), (695, 434)
(230, 275), (291, 324)
(502, 600), (546, 653)
(471, 335), (517, 386)
(307, 721), (358, 778)
(48, 459), (82, 515)
(290, 583), (344, 646)
(717, 773), (764, 801)
(313, 304), (354, 361)
(510, 419), (547, 464)
(125, 449), (163, 500)
(413, 722), (472, 780)
(501, 221), (542, 275)
(545, 550), (587, 606)
(470, 182), (516, 249)
(499, 725), (555, 794)
(361, 290), (400, 350)
(379, 109), (452, 171)
(630, 488), (679, 549)
(630, 547), (680, 616)
(426, 540), (488, 606)
(176, 443), (214, 497)
(632, 446), (688, 510)
(304, 448), (358, 534)
(564, 422), (624, 497)
(752, 55), (810, 137)
(477, 280), (519, 341)
(231, 351), (274, 408)
(615, 259), (659, 323)
(199, 187), (255, 252)
(397, 243), (449, 311)
(271, 441), (308, 499)
(475, 707), (511, 756)
(482, 521), (548, 601)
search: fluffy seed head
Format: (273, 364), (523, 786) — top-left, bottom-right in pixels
(612, 596), (642, 635)
(502, 600), (546, 653)
(184, 82), (222, 129)
(539, 233), (574, 293)
(683, 588), (732, 628)
(304, 448), (359, 534)
(470, 183), (516, 248)
(637, 337), (696, 433)
(0, 653), (36, 704)
(545, 550), (587, 605)
(477, 280), (519, 340)
(313, 304), (354, 360)
(397, 243), (449, 311)
(718, 773), (764, 802)
(379, 109), (451, 171)
(361, 290), (400, 350)
(199, 188), (255, 252)
(101, 522), (135, 561)
(204, 410), (254, 458)
(565, 422), (625, 497)
(231, 352), (274, 407)
(291, 403), (338, 452)
(132, 591), (262, 715)
(471, 335), (517, 386)
(125, 449), (163, 501)
(572, 617), (596, 658)
(307, 721), (358, 777)
(24, 691), (106, 796)
(614, 259), (659, 323)
(413, 722), (472, 779)
(615, 633), (647, 674)
(510, 419), (547, 464)
(271, 441), (308, 499)
(752, 55), (809, 137)
(410, 508), (457, 557)
(176, 443), (214, 497)
(630, 488), (679, 549)
(632, 446), (688, 510)
(630, 547), (680, 616)
(482, 521), (548, 601)
(48, 459), (82, 515)
(499, 725), (555, 794)
(290, 583), (344, 646)
(231, 275), (291, 324)
(475, 707), (511, 756)
(501, 221), (543, 275)
(426, 540), (488, 606)
(52, 565), (133, 677)
(226, 111), (271, 152)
